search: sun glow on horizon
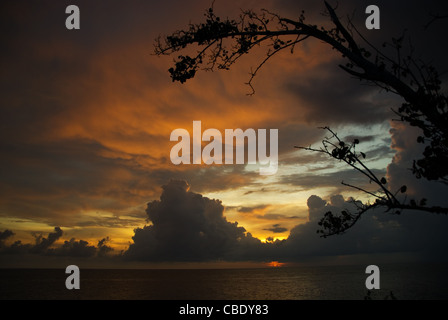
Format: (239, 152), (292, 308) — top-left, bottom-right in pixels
(266, 261), (285, 267)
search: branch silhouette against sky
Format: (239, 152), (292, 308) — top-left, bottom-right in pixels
(154, 1), (448, 236)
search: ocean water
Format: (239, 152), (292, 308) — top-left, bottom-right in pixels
(0, 262), (447, 300)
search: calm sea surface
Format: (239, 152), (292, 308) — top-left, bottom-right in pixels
(1, 263), (447, 300)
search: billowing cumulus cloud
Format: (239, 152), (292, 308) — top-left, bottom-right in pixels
(45, 237), (114, 257)
(30, 227), (63, 254)
(2, 181), (448, 265)
(50, 238), (97, 257)
(387, 122), (448, 208)
(123, 181), (448, 263)
(281, 195), (400, 258)
(0, 227), (114, 258)
(125, 180), (264, 262)
(278, 193), (448, 261)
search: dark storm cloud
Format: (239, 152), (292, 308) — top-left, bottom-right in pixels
(387, 123), (448, 208)
(4, 179), (445, 262)
(45, 237), (114, 257)
(97, 237), (115, 257)
(0, 229), (14, 241)
(279, 195), (399, 258)
(50, 238), (97, 257)
(30, 227), (63, 254)
(123, 181), (448, 263)
(124, 180), (265, 262)
(0, 230), (15, 248)
(277, 194), (448, 261)
(0, 227), (62, 255)
(0, 227), (114, 257)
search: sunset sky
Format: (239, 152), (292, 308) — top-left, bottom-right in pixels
(1, 0), (448, 268)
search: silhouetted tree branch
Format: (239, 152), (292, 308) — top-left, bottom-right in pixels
(295, 127), (448, 237)
(155, 1), (448, 236)
(424, 13), (448, 30)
